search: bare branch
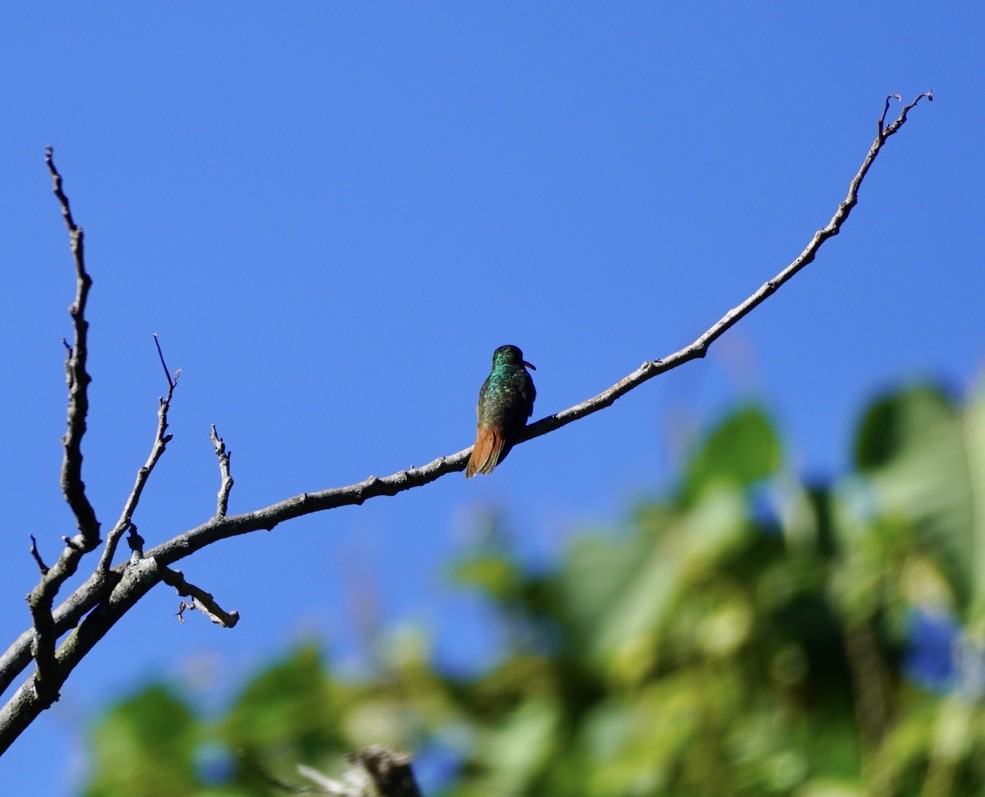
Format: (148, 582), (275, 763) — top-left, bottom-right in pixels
(879, 93), (903, 133)
(97, 339), (180, 573)
(248, 759), (353, 795)
(254, 748), (424, 796)
(153, 332), (182, 389)
(297, 763), (364, 795)
(2, 558), (161, 751)
(210, 425), (234, 517)
(162, 567), (239, 628)
(25, 587), (60, 705)
(23, 151), (107, 704)
(28, 537), (48, 576)
(46, 148), (100, 549)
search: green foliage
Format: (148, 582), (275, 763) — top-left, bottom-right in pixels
(85, 686), (199, 797)
(682, 404), (782, 502)
(84, 380), (985, 796)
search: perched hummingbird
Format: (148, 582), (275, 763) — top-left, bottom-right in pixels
(466, 344), (537, 478)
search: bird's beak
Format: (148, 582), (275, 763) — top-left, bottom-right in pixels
(523, 360), (536, 370)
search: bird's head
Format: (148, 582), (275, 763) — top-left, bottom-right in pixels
(492, 344), (535, 370)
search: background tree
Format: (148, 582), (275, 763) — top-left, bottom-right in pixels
(84, 381), (985, 796)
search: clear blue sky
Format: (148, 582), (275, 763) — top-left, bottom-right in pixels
(1, 4), (981, 793)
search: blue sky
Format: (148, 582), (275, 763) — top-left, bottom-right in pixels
(1, 4), (982, 793)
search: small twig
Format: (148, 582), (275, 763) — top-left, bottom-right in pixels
(47, 147), (100, 548)
(246, 757), (340, 795)
(152, 333), (176, 390)
(879, 93), (903, 133)
(266, 748), (424, 797)
(884, 91), (933, 137)
(297, 764), (367, 795)
(161, 568), (239, 628)
(28, 537), (49, 576)
(97, 337), (180, 573)
(210, 425), (234, 517)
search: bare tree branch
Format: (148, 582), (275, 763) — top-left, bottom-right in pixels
(46, 147), (100, 549)
(22, 155), (183, 712)
(27, 537), (48, 576)
(261, 747), (425, 797)
(163, 568), (239, 628)
(0, 95), (932, 756)
(4, 558), (161, 750)
(210, 424), (234, 518)
(23, 149), (106, 707)
(96, 338), (180, 573)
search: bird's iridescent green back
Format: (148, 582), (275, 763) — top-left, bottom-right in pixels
(476, 345), (536, 431)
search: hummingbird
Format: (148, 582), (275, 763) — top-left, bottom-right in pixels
(466, 344), (537, 478)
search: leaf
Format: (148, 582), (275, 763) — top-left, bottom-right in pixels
(560, 487), (749, 682)
(853, 383), (956, 472)
(851, 384), (978, 610)
(85, 685), (199, 797)
(223, 644), (341, 756)
(683, 405), (782, 502)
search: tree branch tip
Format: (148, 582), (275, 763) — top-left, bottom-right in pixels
(152, 332), (181, 390)
(28, 535), (49, 575)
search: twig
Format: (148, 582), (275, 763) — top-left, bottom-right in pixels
(297, 763), (367, 795)
(97, 336), (180, 573)
(28, 537), (48, 576)
(46, 147), (100, 548)
(152, 333), (175, 390)
(161, 568), (239, 628)
(247, 758), (345, 795)
(210, 425), (234, 517)
(252, 749), (422, 796)
(0, 96), (932, 756)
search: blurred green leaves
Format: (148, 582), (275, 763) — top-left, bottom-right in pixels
(683, 405), (782, 502)
(83, 379), (985, 796)
(86, 686), (199, 797)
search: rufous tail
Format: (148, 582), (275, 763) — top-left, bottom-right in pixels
(465, 426), (505, 478)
